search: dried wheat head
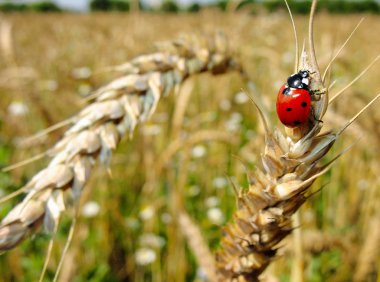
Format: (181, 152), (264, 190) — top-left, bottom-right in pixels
(0, 32), (243, 252)
(215, 1), (380, 281)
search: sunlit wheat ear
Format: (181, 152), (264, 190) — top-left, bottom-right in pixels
(0, 33), (242, 255)
(215, 1), (380, 280)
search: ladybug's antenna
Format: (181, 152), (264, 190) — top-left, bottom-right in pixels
(308, 0), (322, 84)
(283, 0), (299, 72)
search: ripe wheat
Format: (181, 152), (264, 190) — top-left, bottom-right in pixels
(0, 33), (242, 251)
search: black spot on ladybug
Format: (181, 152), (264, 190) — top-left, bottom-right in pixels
(293, 120), (302, 126)
(301, 102), (307, 107)
(286, 108), (292, 112)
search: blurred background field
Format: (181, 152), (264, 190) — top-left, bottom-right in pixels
(0, 8), (379, 282)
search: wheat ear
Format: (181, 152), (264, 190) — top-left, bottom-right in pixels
(215, 1), (380, 280)
(0, 33), (242, 251)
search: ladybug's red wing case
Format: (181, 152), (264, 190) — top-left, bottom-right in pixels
(276, 84), (311, 128)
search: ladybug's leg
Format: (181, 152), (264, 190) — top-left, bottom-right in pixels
(310, 88), (327, 101)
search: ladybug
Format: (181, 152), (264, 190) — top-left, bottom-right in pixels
(276, 70), (312, 128)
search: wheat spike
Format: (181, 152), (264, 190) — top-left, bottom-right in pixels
(0, 33), (241, 252)
(215, 60), (380, 282)
(215, 1), (380, 280)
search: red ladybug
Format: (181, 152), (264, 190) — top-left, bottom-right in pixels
(276, 83), (311, 128)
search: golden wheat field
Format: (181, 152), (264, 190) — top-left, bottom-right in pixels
(0, 8), (379, 282)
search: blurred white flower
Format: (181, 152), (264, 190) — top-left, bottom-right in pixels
(154, 112), (169, 123)
(225, 113), (242, 132)
(357, 179), (369, 190)
(303, 210), (315, 224)
(196, 267), (208, 281)
(205, 196), (220, 208)
(188, 185), (200, 197)
(72, 67), (92, 79)
(230, 112), (243, 123)
(207, 207), (225, 225)
(125, 217), (140, 230)
(282, 51), (293, 64)
(40, 80), (58, 91)
(234, 91), (249, 104)
(8, 101), (29, 117)
(78, 84), (92, 97)
(135, 248), (157, 266)
(161, 212), (172, 224)
(213, 177), (228, 189)
(245, 130), (255, 139)
(192, 145), (206, 158)
(139, 233), (166, 248)
(219, 99), (231, 111)
(81, 201), (100, 218)
(140, 206), (155, 221)
(141, 124), (162, 136)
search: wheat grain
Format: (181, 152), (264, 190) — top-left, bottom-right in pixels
(0, 32), (242, 252)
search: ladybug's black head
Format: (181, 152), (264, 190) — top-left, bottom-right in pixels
(287, 73), (303, 89)
(287, 70), (309, 89)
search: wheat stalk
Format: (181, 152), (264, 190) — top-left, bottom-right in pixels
(0, 32), (242, 252)
(353, 213), (380, 282)
(215, 1), (380, 280)
(179, 211), (217, 282)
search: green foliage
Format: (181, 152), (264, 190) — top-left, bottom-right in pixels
(0, 1), (61, 12)
(0, 3), (28, 12)
(216, 0), (229, 11)
(237, 0), (380, 14)
(30, 2), (62, 12)
(111, 0), (130, 11)
(161, 1), (179, 13)
(319, 0), (380, 14)
(90, 0), (112, 10)
(307, 250), (343, 281)
(187, 3), (201, 13)
(262, 0), (282, 13)
(90, 0), (130, 11)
